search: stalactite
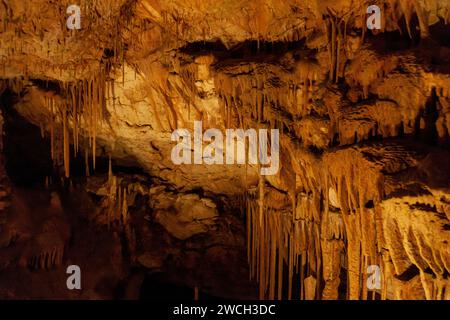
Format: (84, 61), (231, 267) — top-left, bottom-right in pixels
(122, 187), (128, 224)
(336, 19), (342, 84)
(70, 85), (78, 156)
(85, 148), (90, 177)
(258, 173), (265, 299)
(62, 102), (70, 178)
(247, 191), (252, 278)
(277, 242), (283, 300)
(28, 245), (64, 270)
(330, 16), (336, 81)
(49, 98), (55, 161)
(104, 155), (132, 228)
(92, 82), (97, 170)
(269, 213), (277, 300)
(38, 60), (109, 177)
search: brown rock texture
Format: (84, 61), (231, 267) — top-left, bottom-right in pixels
(0, 0), (449, 300)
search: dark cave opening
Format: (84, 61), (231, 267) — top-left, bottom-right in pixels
(0, 89), (257, 300)
(0, 89), (129, 298)
(139, 272), (225, 301)
(1, 90), (53, 187)
(180, 38), (310, 67)
(0, 88), (120, 187)
(422, 87), (439, 146)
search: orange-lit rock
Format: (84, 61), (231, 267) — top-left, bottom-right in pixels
(0, 0), (449, 300)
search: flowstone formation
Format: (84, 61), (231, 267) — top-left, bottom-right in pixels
(0, 0), (449, 300)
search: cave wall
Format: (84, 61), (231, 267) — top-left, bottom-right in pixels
(0, 0), (449, 299)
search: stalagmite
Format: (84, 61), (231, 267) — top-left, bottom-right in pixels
(304, 276), (316, 300)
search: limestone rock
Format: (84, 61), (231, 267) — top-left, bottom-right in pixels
(0, 0), (449, 300)
(155, 193), (219, 240)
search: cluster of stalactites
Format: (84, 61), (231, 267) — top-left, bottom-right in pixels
(106, 157), (129, 228)
(214, 64), (320, 131)
(388, 0), (450, 39)
(246, 176), (324, 300)
(42, 68), (110, 178)
(322, 151), (383, 300)
(139, 59), (205, 132)
(324, 11), (352, 83)
(26, 245), (65, 270)
(245, 147), (388, 300)
(0, 0), (134, 81)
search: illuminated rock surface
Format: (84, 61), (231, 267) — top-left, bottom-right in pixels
(0, 0), (449, 299)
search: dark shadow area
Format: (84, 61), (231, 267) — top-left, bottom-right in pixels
(1, 90), (53, 187)
(140, 272), (225, 301)
(422, 87), (439, 146)
(180, 38), (309, 66)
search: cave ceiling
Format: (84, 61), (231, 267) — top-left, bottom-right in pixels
(0, 0), (449, 300)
